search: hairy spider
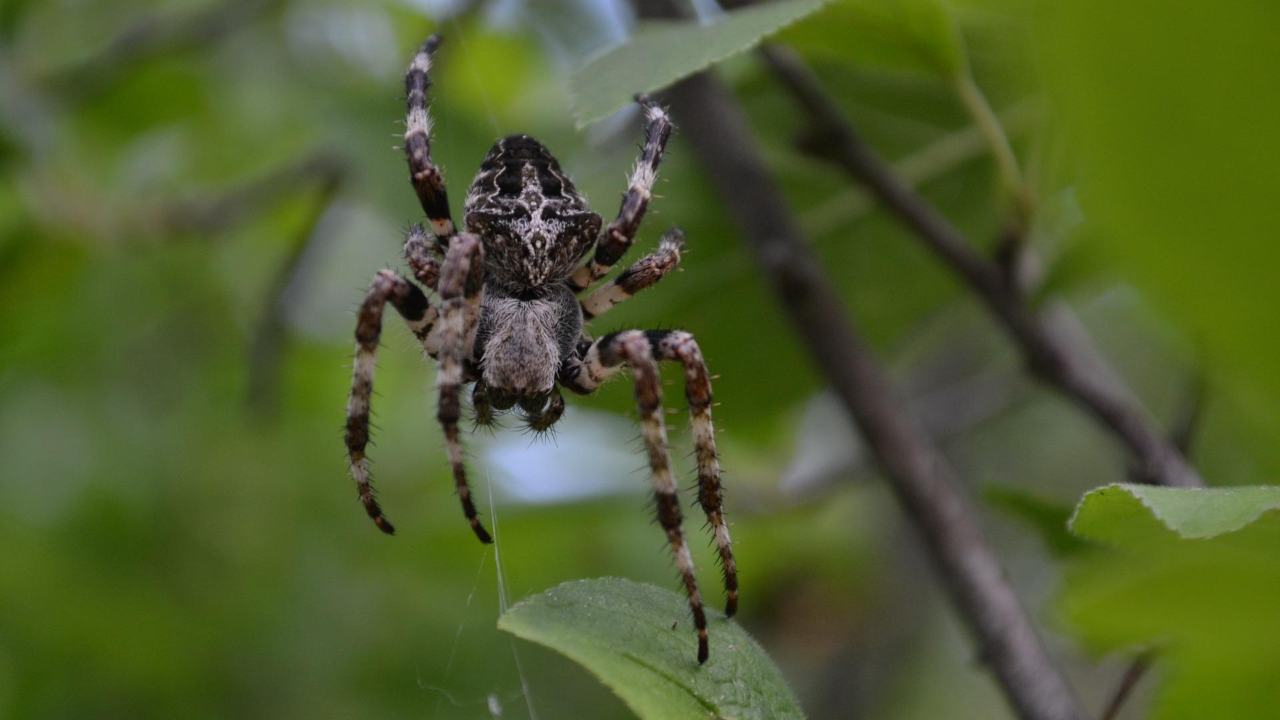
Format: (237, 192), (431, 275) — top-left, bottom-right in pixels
(343, 35), (736, 664)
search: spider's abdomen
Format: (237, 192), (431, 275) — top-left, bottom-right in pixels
(476, 283), (582, 398)
(463, 135), (602, 288)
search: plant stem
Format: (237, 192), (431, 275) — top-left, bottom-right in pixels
(1100, 651), (1153, 720)
(954, 72), (1030, 222)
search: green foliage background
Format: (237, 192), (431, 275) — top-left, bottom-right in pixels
(1, 0), (1277, 718)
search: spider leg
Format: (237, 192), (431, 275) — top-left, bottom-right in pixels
(404, 35), (456, 244)
(647, 330), (737, 617)
(437, 232), (491, 543)
(569, 97), (674, 293)
(581, 227), (684, 322)
(345, 270), (436, 535)
(404, 223), (442, 291)
(567, 330), (710, 663)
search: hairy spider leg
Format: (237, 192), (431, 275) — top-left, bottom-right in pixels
(581, 227), (684, 321)
(569, 97), (674, 292)
(403, 223), (442, 291)
(405, 35), (456, 244)
(437, 232), (492, 543)
(647, 329), (738, 618)
(346, 270), (437, 535)
(563, 330), (710, 663)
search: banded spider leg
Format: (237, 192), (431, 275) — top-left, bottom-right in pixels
(344, 269), (436, 535)
(564, 329), (738, 663)
(404, 35), (456, 244)
(435, 232), (492, 543)
(569, 96), (674, 293)
(581, 227), (684, 321)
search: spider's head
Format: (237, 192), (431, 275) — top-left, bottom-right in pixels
(463, 134), (602, 288)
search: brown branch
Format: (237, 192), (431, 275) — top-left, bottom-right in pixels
(1100, 649), (1154, 720)
(760, 45), (1203, 490)
(161, 150), (350, 413)
(162, 151), (347, 236)
(632, 4), (1083, 717)
(245, 156), (348, 414)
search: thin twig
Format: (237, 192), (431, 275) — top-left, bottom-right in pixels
(246, 156), (348, 414)
(1100, 649), (1153, 720)
(162, 151), (347, 236)
(160, 150), (349, 412)
(800, 99), (1038, 240)
(760, 45), (1203, 489)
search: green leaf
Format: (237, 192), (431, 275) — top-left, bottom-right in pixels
(1039, 3), (1280, 472)
(569, 0), (831, 127)
(497, 577), (805, 720)
(778, 0), (967, 78)
(1069, 483), (1280, 544)
(1060, 484), (1280, 720)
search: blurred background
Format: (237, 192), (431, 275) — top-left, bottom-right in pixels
(1, 0), (1277, 718)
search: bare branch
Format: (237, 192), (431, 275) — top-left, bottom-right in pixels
(760, 44), (1202, 489)
(162, 151), (347, 237)
(1100, 650), (1154, 720)
(160, 150), (350, 413)
(245, 156), (348, 414)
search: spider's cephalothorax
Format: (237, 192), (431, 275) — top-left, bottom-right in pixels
(344, 35), (737, 664)
(465, 135), (602, 288)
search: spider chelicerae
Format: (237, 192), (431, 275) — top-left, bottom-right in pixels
(343, 35), (737, 663)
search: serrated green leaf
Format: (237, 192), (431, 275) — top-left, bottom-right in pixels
(778, 0), (967, 78)
(569, 0), (831, 127)
(1068, 483), (1280, 544)
(1060, 484), (1280, 720)
(498, 577), (805, 720)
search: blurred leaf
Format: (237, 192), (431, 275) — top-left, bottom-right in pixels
(1069, 483), (1280, 544)
(1039, 2), (1280, 450)
(498, 578), (805, 720)
(1060, 484), (1280, 719)
(779, 0), (966, 78)
(569, 0), (830, 127)
(984, 485), (1085, 557)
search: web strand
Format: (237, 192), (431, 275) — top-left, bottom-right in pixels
(430, 547), (489, 717)
(487, 469), (539, 720)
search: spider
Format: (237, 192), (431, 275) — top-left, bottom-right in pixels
(343, 35), (737, 664)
